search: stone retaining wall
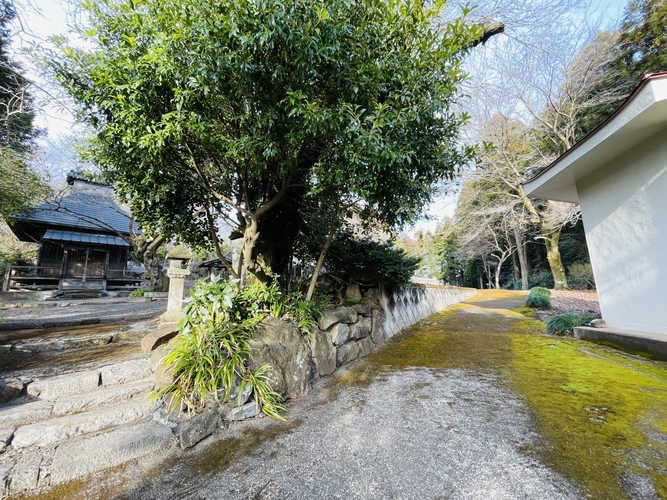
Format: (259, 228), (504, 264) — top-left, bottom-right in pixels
(378, 284), (477, 338)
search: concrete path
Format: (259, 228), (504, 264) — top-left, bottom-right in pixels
(32, 291), (667, 500)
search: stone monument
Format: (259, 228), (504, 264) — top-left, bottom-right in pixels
(160, 245), (192, 327)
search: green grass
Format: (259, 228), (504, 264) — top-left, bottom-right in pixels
(525, 287), (552, 310)
(546, 313), (593, 335)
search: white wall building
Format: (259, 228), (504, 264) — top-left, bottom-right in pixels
(523, 72), (667, 335)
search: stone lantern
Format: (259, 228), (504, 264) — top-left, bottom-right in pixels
(160, 244), (193, 326)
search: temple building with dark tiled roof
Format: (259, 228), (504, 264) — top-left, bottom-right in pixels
(3, 175), (143, 292)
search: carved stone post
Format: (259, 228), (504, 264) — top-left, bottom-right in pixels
(160, 245), (192, 327)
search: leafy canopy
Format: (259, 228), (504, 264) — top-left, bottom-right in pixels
(50, 0), (482, 279)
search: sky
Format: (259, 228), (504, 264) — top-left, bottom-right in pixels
(14, 0), (629, 235)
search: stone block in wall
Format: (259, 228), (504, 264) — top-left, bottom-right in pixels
(349, 316), (372, 339)
(336, 342), (361, 366)
(175, 410), (220, 448)
(309, 328), (337, 377)
(327, 323), (350, 346)
(352, 303), (372, 317)
(371, 310), (388, 344)
(357, 337), (375, 357)
(360, 296), (381, 311)
(318, 307), (358, 330)
(248, 317), (313, 400)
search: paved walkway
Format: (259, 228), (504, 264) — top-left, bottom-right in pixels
(34, 291), (667, 500)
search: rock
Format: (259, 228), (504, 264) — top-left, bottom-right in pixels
(318, 307), (358, 330)
(52, 381), (153, 416)
(13, 339), (65, 353)
(352, 303), (372, 317)
(151, 345), (174, 392)
(12, 401), (150, 449)
(248, 317), (313, 400)
(0, 345), (10, 354)
(349, 316), (372, 339)
(207, 375), (252, 412)
(141, 325), (179, 352)
(223, 401), (261, 421)
(8, 450), (42, 495)
(336, 342), (361, 366)
(112, 330), (146, 343)
(589, 319), (606, 328)
(309, 328), (337, 377)
(27, 370), (100, 400)
(365, 287), (380, 299)
(0, 378), (24, 404)
(63, 334), (113, 349)
(100, 359), (152, 387)
(360, 295), (382, 311)
(620, 472), (658, 500)
(0, 460), (14, 491)
(0, 401), (53, 429)
(357, 337), (375, 357)
(327, 323), (350, 346)
(0, 428), (13, 454)
(343, 284), (362, 304)
(370, 309), (388, 344)
(175, 410), (220, 448)
(50, 422), (172, 485)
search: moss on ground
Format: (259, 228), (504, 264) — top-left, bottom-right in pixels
(362, 289), (667, 499)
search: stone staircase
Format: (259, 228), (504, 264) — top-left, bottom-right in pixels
(0, 356), (172, 497)
(0, 317), (178, 498)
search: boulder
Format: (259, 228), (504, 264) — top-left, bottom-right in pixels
(248, 317), (313, 400)
(360, 295), (382, 311)
(336, 342), (361, 366)
(370, 309), (388, 344)
(589, 319), (606, 328)
(357, 337), (375, 357)
(0, 378), (24, 404)
(318, 307), (358, 330)
(327, 323), (350, 346)
(352, 303), (372, 317)
(175, 410), (220, 448)
(222, 401), (261, 421)
(309, 328), (337, 377)
(349, 316), (372, 339)
(343, 284), (362, 304)
(365, 288), (380, 299)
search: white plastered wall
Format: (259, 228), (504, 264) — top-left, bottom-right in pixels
(577, 129), (667, 334)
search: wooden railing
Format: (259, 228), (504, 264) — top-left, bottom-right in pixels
(2, 264), (145, 291)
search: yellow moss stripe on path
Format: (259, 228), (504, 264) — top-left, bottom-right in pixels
(365, 289), (667, 499)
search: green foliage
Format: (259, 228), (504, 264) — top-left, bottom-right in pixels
(49, 0), (482, 280)
(156, 276), (285, 418)
(567, 261), (596, 290)
(0, 226), (38, 281)
(156, 275), (324, 417)
(525, 287), (552, 310)
(129, 287), (148, 298)
(528, 269), (555, 289)
(546, 313), (593, 335)
(326, 236), (420, 286)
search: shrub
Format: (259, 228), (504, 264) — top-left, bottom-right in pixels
(129, 287), (148, 297)
(525, 287), (552, 310)
(568, 261), (596, 290)
(155, 276), (323, 418)
(528, 269), (554, 289)
(546, 313), (593, 335)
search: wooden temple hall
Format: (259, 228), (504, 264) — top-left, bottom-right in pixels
(3, 177), (143, 292)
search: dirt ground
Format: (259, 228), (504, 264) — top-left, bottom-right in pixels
(536, 290), (601, 323)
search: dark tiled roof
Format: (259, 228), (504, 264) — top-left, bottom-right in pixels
(12, 182), (139, 236)
(43, 230), (130, 247)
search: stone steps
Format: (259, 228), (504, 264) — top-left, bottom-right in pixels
(0, 354), (169, 497)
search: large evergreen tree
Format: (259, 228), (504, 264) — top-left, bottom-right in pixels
(49, 0), (490, 284)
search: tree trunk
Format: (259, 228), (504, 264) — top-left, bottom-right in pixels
(306, 203), (339, 301)
(512, 251), (520, 282)
(143, 246), (167, 291)
(544, 229), (569, 290)
(494, 263), (501, 290)
(513, 227), (530, 290)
